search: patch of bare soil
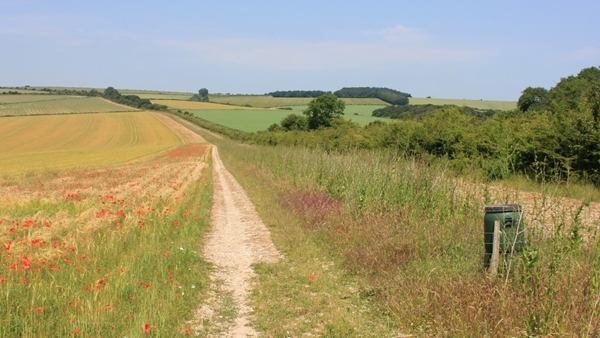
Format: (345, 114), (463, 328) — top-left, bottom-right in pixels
(189, 146), (282, 337)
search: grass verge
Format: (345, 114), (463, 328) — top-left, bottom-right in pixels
(190, 123), (600, 336)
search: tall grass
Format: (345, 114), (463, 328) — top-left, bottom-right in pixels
(205, 132), (600, 336)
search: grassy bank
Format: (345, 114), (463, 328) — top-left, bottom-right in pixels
(193, 126), (600, 336)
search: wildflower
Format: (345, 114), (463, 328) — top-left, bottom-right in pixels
(31, 307), (43, 312)
(119, 267), (125, 274)
(309, 272), (317, 281)
(20, 277), (27, 284)
(106, 303), (114, 311)
(144, 323), (151, 333)
(185, 328), (191, 335)
(0, 277), (6, 283)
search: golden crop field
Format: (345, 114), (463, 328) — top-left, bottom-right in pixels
(0, 97), (135, 116)
(0, 112), (185, 174)
(151, 99), (254, 110)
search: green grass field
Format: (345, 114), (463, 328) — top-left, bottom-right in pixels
(0, 97), (135, 116)
(191, 105), (389, 132)
(410, 97), (517, 110)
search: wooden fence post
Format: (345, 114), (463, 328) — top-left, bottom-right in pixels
(489, 220), (501, 277)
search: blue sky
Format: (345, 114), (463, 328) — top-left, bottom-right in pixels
(1, 0), (599, 100)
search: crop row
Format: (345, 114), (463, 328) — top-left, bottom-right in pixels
(0, 97), (134, 117)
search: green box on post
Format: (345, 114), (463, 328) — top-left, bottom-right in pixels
(483, 204), (525, 267)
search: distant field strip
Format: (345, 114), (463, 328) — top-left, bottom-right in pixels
(410, 97), (517, 110)
(151, 99), (254, 110)
(192, 105), (389, 132)
(119, 90), (193, 100)
(135, 93), (193, 100)
(0, 94), (72, 104)
(209, 95), (388, 107)
(0, 112), (183, 173)
(0, 97), (135, 116)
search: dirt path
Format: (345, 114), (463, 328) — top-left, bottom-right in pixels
(189, 146), (282, 336)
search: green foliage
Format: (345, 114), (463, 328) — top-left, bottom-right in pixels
(189, 88), (210, 102)
(373, 104), (497, 120)
(280, 114), (308, 131)
(334, 87), (411, 105)
(303, 94), (346, 129)
(103, 87), (167, 111)
(546, 67), (600, 113)
(517, 87), (549, 112)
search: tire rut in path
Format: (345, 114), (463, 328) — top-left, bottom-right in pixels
(190, 146), (282, 337)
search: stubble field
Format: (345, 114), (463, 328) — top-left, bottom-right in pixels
(0, 97), (135, 117)
(0, 112), (185, 174)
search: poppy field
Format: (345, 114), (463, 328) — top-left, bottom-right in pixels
(0, 114), (214, 336)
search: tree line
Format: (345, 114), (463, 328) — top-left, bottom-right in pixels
(265, 87), (412, 105)
(267, 90), (331, 98)
(103, 87), (167, 111)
